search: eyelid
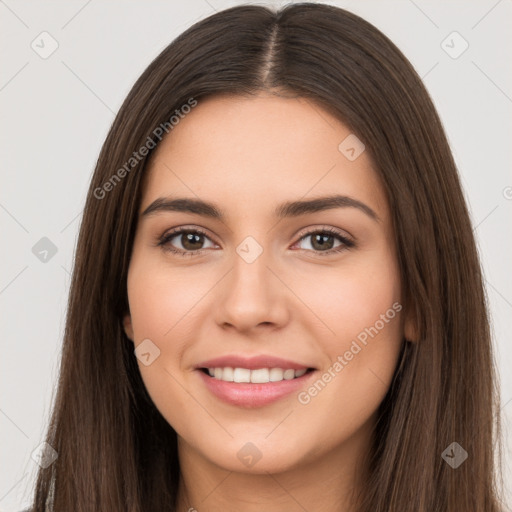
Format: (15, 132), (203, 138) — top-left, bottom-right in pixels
(293, 224), (354, 244)
(157, 225), (218, 250)
(157, 224), (355, 256)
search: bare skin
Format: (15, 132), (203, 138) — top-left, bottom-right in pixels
(123, 93), (416, 512)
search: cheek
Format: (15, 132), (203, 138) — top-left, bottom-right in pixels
(126, 264), (203, 432)
(294, 247), (403, 408)
(297, 248), (402, 347)
(126, 258), (204, 344)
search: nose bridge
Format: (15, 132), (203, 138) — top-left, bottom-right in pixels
(216, 233), (287, 330)
(230, 234), (274, 303)
(233, 238), (270, 287)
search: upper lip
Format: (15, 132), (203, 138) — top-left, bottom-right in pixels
(195, 355), (313, 371)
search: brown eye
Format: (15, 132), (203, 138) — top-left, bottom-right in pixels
(309, 233), (336, 251)
(158, 227), (216, 256)
(294, 227), (355, 256)
(177, 231), (206, 251)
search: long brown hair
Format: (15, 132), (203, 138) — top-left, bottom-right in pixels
(29, 3), (505, 511)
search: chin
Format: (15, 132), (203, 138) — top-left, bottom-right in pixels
(197, 434), (313, 475)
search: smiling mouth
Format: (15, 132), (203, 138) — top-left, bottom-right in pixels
(199, 367), (315, 383)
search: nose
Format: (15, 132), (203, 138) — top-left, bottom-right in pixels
(214, 246), (290, 334)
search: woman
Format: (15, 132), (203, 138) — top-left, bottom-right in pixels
(28, 3), (505, 511)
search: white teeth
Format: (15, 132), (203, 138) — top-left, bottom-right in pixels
(250, 368), (269, 383)
(222, 367), (234, 382)
(206, 367), (310, 383)
(283, 369), (295, 380)
(233, 368), (251, 383)
(269, 368), (284, 382)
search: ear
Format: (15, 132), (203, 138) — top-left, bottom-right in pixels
(123, 314), (134, 342)
(403, 306), (419, 343)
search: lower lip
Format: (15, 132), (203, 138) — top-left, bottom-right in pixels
(197, 369), (315, 408)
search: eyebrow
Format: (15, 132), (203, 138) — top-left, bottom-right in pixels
(141, 194), (380, 222)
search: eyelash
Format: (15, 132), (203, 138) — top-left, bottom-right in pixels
(156, 226), (355, 258)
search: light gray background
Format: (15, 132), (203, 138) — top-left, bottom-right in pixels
(1, 1), (511, 510)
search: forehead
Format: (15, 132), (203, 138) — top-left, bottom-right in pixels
(141, 94), (389, 223)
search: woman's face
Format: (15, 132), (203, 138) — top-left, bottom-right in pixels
(124, 93), (415, 475)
